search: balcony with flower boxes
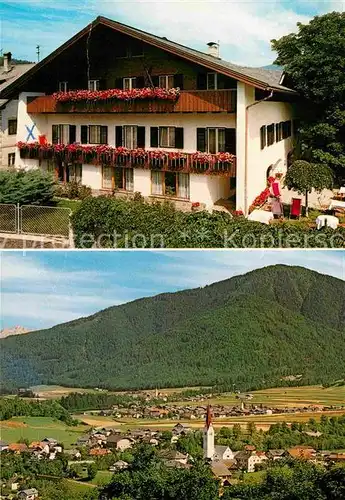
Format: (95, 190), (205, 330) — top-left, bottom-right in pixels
(17, 143), (236, 177)
(26, 89), (237, 114)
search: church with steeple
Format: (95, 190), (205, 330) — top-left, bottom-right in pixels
(203, 404), (215, 459)
(203, 405), (234, 485)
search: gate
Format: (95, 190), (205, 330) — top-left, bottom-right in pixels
(0, 204), (17, 233)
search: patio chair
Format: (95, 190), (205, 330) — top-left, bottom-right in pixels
(290, 198), (302, 219)
(272, 181), (281, 197)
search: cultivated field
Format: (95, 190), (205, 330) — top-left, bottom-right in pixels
(30, 385), (103, 399)
(170, 384), (345, 408)
(0, 416), (88, 448)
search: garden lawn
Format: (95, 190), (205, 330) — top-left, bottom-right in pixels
(0, 416), (87, 448)
(53, 198), (82, 212)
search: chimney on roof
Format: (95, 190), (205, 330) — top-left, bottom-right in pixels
(3, 52), (12, 72)
(207, 42), (220, 58)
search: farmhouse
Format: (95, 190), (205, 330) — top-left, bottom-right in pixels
(17, 489), (39, 500)
(106, 435), (133, 451)
(0, 16), (296, 214)
(214, 445), (234, 461)
(287, 445), (317, 460)
(235, 450), (268, 472)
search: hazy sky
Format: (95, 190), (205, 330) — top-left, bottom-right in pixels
(0, 250), (344, 330)
(1, 0), (344, 66)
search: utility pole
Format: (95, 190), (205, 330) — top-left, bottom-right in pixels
(36, 45), (40, 62)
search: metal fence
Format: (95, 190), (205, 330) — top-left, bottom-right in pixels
(0, 203), (71, 238)
(0, 204), (17, 233)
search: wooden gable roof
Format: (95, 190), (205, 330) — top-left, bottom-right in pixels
(0, 16), (296, 99)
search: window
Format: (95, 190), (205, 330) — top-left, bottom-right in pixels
(207, 73), (217, 90)
(8, 119), (17, 135)
(159, 75), (174, 90)
(68, 164), (82, 183)
(55, 162), (82, 183)
(196, 128), (236, 154)
(130, 41), (144, 57)
(123, 77), (136, 90)
(267, 124), (275, 146)
(151, 171), (190, 199)
(159, 127), (176, 148)
(123, 126), (138, 149)
(260, 126), (267, 150)
(81, 125), (108, 144)
(150, 127), (184, 149)
(58, 81), (68, 92)
(52, 124), (76, 144)
(207, 128), (225, 154)
(115, 42), (144, 58)
(88, 80), (100, 91)
(102, 166), (134, 191)
(116, 125), (145, 148)
(43, 160), (55, 174)
(275, 123), (283, 142)
(8, 152), (15, 166)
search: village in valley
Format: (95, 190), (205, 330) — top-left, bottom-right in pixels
(1, 382), (345, 499)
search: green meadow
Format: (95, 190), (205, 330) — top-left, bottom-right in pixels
(0, 416), (88, 448)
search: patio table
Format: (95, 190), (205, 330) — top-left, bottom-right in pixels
(315, 215), (339, 230)
(328, 199), (345, 211)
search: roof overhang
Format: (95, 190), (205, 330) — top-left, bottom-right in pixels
(0, 16), (296, 99)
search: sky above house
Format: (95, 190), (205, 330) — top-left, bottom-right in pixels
(1, 0), (344, 67)
(0, 250), (344, 330)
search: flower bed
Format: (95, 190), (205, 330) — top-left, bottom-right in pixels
(52, 87), (180, 103)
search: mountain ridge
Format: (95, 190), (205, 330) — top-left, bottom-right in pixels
(1, 265), (344, 391)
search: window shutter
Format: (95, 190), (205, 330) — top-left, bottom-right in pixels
(115, 126), (123, 147)
(196, 128), (207, 152)
(173, 74), (184, 90)
(151, 76), (159, 87)
(115, 78), (123, 89)
(197, 73), (207, 90)
(260, 126), (266, 149)
(150, 127), (159, 147)
(225, 128), (236, 154)
(69, 125), (76, 144)
(52, 125), (59, 145)
(137, 126), (146, 148)
(136, 76), (145, 89)
(100, 126), (108, 144)
(175, 128), (184, 149)
(81, 125), (88, 144)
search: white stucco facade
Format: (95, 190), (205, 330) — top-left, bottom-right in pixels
(0, 99), (20, 168)
(14, 88), (296, 211)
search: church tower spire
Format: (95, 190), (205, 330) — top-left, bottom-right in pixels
(203, 404), (215, 459)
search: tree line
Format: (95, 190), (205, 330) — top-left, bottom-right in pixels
(0, 397), (77, 426)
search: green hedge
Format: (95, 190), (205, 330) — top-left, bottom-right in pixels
(71, 197), (345, 248)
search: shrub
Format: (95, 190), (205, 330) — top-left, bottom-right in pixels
(0, 169), (56, 205)
(71, 196), (345, 248)
(55, 181), (92, 200)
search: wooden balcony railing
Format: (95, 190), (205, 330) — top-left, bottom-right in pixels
(27, 90), (236, 114)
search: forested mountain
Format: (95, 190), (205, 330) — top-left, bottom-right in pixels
(1, 265), (344, 390)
